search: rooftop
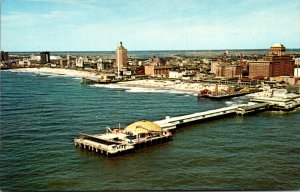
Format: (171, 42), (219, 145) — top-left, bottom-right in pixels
(125, 120), (162, 135)
(271, 43), (285, 48)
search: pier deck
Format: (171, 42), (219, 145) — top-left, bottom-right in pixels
(155, 102), (275, 131)
(155, 105), (241, 131)
(235, 103), (269, 116)
(74, 134), (134, 155)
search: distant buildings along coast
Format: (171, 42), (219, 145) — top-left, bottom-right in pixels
(1, 43), (300, 90)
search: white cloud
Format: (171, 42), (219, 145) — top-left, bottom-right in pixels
(2, 0), (300, 51)
(2, 10), (83, 28)
(26, 0), (99, 4)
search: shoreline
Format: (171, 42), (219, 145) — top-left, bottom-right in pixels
(7, 67), (229, 94)
(8, 67), (100, 79)
(117, 79), (229, 94)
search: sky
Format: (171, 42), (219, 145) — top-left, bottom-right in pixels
(1, 0), (300, 51)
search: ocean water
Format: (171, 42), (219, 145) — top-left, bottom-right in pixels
(0, 71), (300, 191)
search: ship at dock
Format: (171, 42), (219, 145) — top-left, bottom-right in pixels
(197, 84), (261, 100)
(81, 77), (119, 85)
(74, 120), (172, 156)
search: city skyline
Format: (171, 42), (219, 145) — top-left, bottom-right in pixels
(1, 0), (300, 51)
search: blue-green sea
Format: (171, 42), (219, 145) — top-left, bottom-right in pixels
(1, 70), (300, 191)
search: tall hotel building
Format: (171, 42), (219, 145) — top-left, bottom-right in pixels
(116, 42), (128, 72)
(248, 44), (294, 78)
(40, 51), (50, 64)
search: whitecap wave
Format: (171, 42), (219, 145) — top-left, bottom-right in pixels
(125, 87), (158, 93)
(91, 84), (129, 90)
(225, 101), (234, 106)
(91, 84), (195, 95)
(225, 98), (248, 106)
(46, 74), (67, 77)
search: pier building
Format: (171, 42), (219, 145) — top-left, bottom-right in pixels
(74, 120), (172, 156)
(247, 89), (300, 110)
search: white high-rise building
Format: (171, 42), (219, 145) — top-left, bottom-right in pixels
(294, 68), (300, 77)
(76, 57), (84, 68)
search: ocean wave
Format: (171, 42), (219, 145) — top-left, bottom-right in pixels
(125, 87), (159, 93)
(91, 84), (195, 95)
(225, 101), (234, 106)
(225, 98), (248, 106)
(127, 88), (194, 95)
(91, 84), (129, 90)
(46, 74), (67, 77)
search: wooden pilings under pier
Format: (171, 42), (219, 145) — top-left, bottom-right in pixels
(133, 135), (172, 150)
(74, 140), (135, 156)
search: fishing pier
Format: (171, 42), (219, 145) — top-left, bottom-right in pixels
(74, 102), (273, 156)
(75, 89), (300, 156)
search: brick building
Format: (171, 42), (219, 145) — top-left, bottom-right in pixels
(210, 61), (219, 74)
(116, 42), (128, 69)
(144, 65), (173, 77)
(216, 64), (243, 79)
(248, 44), (294, 78)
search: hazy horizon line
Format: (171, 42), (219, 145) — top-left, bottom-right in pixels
(6, 48), (300, 53)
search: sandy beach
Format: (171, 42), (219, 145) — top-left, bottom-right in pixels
(10, 67), (228, 94)
(10, 67), (100, 79)
(118, 79), (228, 94)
